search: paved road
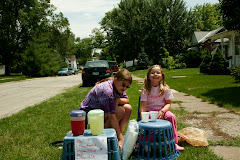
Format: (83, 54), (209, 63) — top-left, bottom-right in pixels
(0, 74), (82, 119)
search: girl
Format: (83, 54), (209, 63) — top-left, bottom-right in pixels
(140, 65), (184, 151)
(80, 69), (132, 149)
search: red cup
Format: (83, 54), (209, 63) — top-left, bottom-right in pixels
(70, 110), (86, 136)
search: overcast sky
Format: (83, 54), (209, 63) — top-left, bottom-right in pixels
(50, 0), (219, 39)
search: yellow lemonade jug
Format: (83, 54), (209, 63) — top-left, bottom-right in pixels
(88, 109), (104, 135)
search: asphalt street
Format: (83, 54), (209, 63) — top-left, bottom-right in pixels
(0, 74), (82, 119)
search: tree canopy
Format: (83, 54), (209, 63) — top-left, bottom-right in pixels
(0, 0), (75, 76)
(100, 0), (195, 64)
(220, 0), (240, 32)
(192, 3), (222, 31)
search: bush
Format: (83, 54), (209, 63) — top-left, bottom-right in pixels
(199, 49), (211, 74)
(209, 51), (229, 75)
(231, 65), (240, 82)
(181, 50), (202, 68)
(200, 49), (229, 75)
(174, 62), (187, 69)
(162, 56), (174, 70)
(137, 48), (148, 70)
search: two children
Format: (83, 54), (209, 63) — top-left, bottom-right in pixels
(80, 65), (184, 151)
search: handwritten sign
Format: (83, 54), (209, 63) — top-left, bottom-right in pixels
(74, 137), (108, 160)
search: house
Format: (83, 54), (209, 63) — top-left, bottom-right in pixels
(65, 55), (78, 69)
(191, 27), (225, 52)
(0, 64), (5, 75)
(191, 26), (240, 69)
(208, 30), (240, 69)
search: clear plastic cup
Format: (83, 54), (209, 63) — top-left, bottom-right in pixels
(150, 111), (158, 122)
(141, 112), (149, 123)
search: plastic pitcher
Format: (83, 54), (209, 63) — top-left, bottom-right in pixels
(70, 110), (86, 136)
(88, 109), (104, 135)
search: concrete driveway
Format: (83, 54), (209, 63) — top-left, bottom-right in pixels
(0, 74), (82, 119)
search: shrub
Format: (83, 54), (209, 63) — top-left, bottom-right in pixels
(209, 50), (229, 75)
(181, 50), (202, 68)
(231, 65), (240, 82)
(162, 56), (174, 70)
(174, 62), (187, 69)
(200, 49), (229, 75)
(137, 48), (148, 70)
(199, 49), (211, 74)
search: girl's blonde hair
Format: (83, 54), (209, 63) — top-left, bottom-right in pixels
(96, 69), (132, 85)
(143, 65), (168, 95)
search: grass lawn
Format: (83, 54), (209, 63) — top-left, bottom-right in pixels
(131, 68), (240, 112)
(0, 79), (223, 160)
(0, 73), (36, 83)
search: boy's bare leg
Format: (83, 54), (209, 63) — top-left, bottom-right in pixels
(104, 105), (130, 131)
(119, 104), (132, 133)
(104, 114), (111, 128)
(104, 106), (124, 128)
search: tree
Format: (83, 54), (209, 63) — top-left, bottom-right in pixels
(100, 0), (146, 63)
(74, 37), (93, 65)
(20, 12), (74, 77)
(48, 12), (75, 57)
(220, 0), (240, 32)
(192, 3), (222, 31)
(21, 34), (66, 77)
(137, 48), (148, 69)
(90, 28), (114, 60)
(100, 0), (194, 64)
(0, 0), (52, 75)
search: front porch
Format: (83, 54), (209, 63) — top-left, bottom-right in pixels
(208, 31), (240, 69)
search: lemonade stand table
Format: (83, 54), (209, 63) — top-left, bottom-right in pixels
(62, 128), (120, 160)
(135, 119), (180, 160)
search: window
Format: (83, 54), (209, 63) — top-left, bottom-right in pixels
(235, 36), (240, 55)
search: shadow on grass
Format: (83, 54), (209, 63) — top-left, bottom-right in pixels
(201, 87), (240, 109)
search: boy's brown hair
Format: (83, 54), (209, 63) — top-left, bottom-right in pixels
(96, 69), (132, 85)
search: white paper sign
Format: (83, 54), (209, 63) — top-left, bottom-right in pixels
(74, 137), (108, 160)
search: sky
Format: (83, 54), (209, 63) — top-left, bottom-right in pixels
(50, 0), (219, 39)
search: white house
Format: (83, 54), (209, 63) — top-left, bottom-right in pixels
(208, 30), (240, 69)
(190, 27), (225, 52)
(65, 55), (78, 69)
(0, 64), (5, 75)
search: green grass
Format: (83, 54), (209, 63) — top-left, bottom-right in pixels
(132, 68), (240, 112)
(0, 84), (91, 160)
(0, 73), (36, 83)
(0, 80), (224, 159)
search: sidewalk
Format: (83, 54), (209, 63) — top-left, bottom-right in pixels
(132, 75), (240, 160)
